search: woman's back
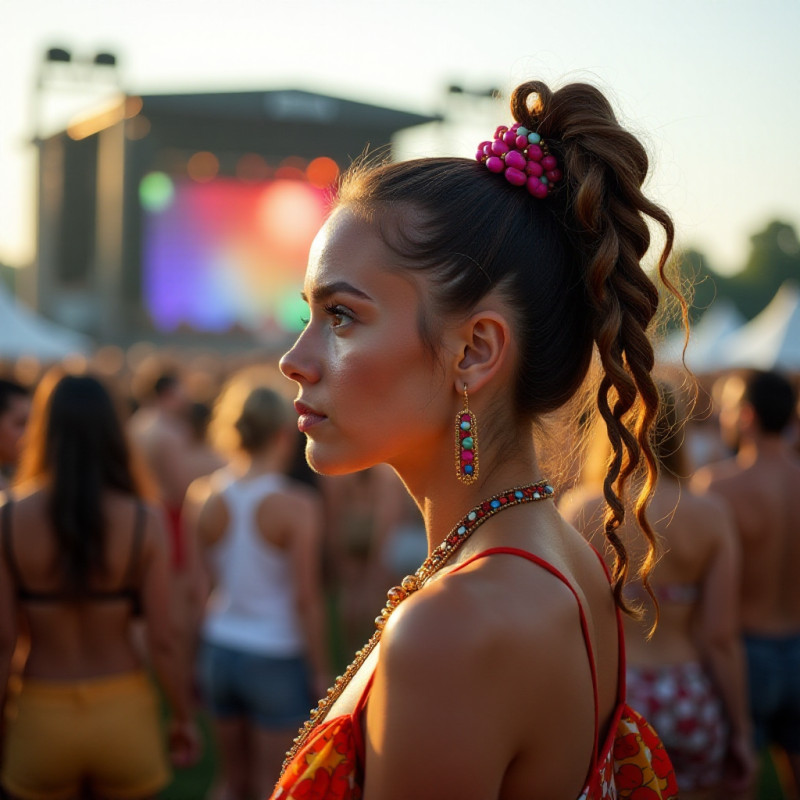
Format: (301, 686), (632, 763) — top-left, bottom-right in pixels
(563, 479), (729, 665)
(202, 472), (307, 654)
(628, 482), (730, 664)
(3, 487), (149, 680)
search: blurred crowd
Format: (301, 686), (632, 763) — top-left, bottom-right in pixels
(1, 348), (799, 800)
(0, 348), (425, 800)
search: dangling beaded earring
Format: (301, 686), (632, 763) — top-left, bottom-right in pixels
(456, 384), (479, 484)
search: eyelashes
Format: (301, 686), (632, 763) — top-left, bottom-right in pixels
(300, 304), (355, 328)
(324, 303), (354, 328)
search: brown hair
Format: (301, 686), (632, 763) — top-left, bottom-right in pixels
(336, 80), (686, 611)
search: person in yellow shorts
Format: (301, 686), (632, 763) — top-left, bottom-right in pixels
(2, 673), (168, 799)
(0, 370), (200, 799)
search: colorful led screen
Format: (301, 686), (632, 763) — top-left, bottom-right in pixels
(140, 174), (333, 336)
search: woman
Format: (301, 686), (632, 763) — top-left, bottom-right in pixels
(185, 381), (329, 798)
(562, 384), (756, 798)
(272, 80), (682, 799)
(0, 370), (198, 800)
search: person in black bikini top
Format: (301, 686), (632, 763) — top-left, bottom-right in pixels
(0, 370), (200, 800)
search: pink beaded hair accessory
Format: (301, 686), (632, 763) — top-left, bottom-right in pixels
(475, 122), (562, 198)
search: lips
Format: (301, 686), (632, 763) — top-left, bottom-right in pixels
(294, 400), (327, 433)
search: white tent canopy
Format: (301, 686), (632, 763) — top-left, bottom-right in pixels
(718, 281), (800, 371)
(659, 298), (745, 373)
(0, 283), (92, 360)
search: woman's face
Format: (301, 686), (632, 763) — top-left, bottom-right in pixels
(0, 394), (30, 466)
(279, 208), (453, 476)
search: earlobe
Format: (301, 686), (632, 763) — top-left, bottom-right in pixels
(453, 312), (511, 394)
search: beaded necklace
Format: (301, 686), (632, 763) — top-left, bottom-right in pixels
(280, 479), (555, 774)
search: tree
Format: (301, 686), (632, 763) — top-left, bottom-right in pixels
(730, 220), (800, 318)
(674, 220), (800, 324)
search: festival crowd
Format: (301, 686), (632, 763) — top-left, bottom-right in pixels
(0, 354), (798, 799)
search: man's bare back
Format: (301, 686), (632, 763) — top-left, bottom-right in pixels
(693, 445), (800, 634)
(692, 369), (800, 791)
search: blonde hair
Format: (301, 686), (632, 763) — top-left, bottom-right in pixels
(209, 367), (292, 457)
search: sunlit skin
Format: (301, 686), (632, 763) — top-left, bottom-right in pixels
(692, 396), (800, 796)
(279, 208), (624, 799)
(562, 475), (757, 799)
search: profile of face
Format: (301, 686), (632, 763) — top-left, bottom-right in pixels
(279, 208), (454, 477)
(0, 394), (31, 466)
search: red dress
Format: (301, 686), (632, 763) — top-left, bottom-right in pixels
(271, 547), (679, 799)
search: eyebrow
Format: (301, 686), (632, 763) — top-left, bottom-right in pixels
(301, 281), (373, 304)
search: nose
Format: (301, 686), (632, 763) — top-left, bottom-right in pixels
(279, 329), (319, 385)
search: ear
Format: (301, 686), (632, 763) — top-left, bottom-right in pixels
(448, 310), (512, 395)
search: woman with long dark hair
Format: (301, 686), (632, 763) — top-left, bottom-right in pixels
(0, 370), (198, 799)
(271, 79), (683, 799)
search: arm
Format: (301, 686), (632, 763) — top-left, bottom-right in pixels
(0, 507), (18, 748)
(139, 505), (200, 766)
(180, 477), (215, 641)
(696, 501), (756, 791)
(283, 488), (331, 697)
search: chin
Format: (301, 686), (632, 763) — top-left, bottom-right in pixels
(305, 441), (378, 476)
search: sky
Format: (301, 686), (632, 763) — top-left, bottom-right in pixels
(2, 0), (799, 277)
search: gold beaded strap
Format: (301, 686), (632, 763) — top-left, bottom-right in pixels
(280, 480), (555, 774)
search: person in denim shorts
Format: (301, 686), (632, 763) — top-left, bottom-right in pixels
(186, 380), (330, 797)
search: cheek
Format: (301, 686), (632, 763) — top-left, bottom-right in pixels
(333, 333), (428, 411)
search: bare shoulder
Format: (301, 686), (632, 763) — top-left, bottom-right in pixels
(686, 485), (733, 520)
(257, 479), (322, 545)
(3, 488), (49, 537)
(684, 486), (736, 542)
(381, 554), (581, 683)
(185, 473), (230, 544)
(691, 457), (742, 493)
(185, 472), (216, 505)
(3, 482), (44, 505)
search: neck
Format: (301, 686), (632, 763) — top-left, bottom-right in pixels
(397, 441), (545, 555)
(238, 449), (283, 478)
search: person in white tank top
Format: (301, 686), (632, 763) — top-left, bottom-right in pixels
(184, 381), (329, 798)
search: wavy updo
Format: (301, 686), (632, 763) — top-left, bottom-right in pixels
(336, 81), (685, 609)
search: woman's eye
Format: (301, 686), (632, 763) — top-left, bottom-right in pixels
(324, 304), (354, 328)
